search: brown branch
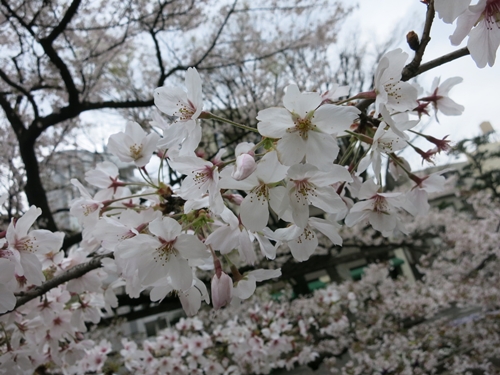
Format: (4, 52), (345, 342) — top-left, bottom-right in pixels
(404, 47), (470, 80)
(401, 0), (435, 80)
(3, 253), (113, 315)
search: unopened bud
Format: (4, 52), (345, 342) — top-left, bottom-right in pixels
(231, 154), (257, 181)
(406, 31), (420, 51)
(211, 272), (233, 309)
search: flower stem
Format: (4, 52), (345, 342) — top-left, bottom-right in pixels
(204, 112), (259, 133)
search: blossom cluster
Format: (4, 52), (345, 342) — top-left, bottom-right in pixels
(0, 2), (498, 371)
(60, 191), (500, 374)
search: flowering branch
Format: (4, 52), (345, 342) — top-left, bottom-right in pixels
(3, 253), (113, 315)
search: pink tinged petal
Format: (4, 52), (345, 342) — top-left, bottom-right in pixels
(356, 153), (372, 176)
(256, 151), (289, 183)
(309, 186), (346, 214)
(254, 233), (276, 260)
(406, 189), (430, 216)
(149, 217), (182, 241)
(205, 226), (239, 254)
(29, 230), (64, 254)
(211, 272), (233, 309)
(386, 81), (418, 112)
(371, 149), (382, 180)
(248, 268), (282, 282)
(309, 217), (343, 246)
(450, 8), (482, 45)
(276, 133), (306, 166)
(150, 282), (174, 302)
(379, 105), (407, 139)
(257, 107), (294, 138)
(219, 166), (258, 190)
(271, 224), (303, 242)
(288, 227), (318, 262)
(166, 255), (193, 291)
(179, 287), (202, 316)
(313, 105), (360, 134)
(344, 200), (374, 226)
(154, 86), (190, 116)
(169, 156), (212, 174)
(438, 76), (463, 95)
(19, 252), (44, 285)
(468, 20), (500, 68)
(175, 234), (208, 259)
(135, 132), (161, 167)
(268, 186), (286, 216)
(240, 192), (269, 232)
(437, 97), (465, 116)
(126, 121), (147, 139)
(0, 286), (16, 314)
(238, 230), (256, 265)
(185, 67), (203, 119)
(435, 0), (470, 23)
(309, 164), (352, 185)
(234, 278), (256, 300)
(178, 122), (202, 156)
(235, 142), (255, 156)
(358, 179), (380, 199)
(14, 206), (41, 238)
(368, 211), (397, 234)
(158, 121), (186, 150)
(305, 132), (339, 170)
(289, 187), (310, 228)
(208, 187), (225, 215)
(286, 90), (322, 118)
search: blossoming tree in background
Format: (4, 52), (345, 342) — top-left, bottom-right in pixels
(1, 0), (500, 373)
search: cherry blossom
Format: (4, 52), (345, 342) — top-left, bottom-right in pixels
(345, 179), (405, 236)
(220, 151), (288, 232)
(257, 84), (359, 169)
(107, 121), (160, 167)
(281, 163), (351, 228)
(450, 0), (500, 67)
(419, 76), (465, 120)
(3, 206), (64, 286)
(115, 217), (209, 291)
(372, 49), (418, 114)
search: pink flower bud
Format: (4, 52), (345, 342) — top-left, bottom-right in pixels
(211, 272), (233, 309)
(225, 193), (244, 205)
(231, 154), (257, 181)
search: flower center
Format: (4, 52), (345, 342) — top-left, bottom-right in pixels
(251, 182), (269, 202)
(296, 226), (315, 243)
(154, 238), (177, 266)
(290, 115), (316, 140)
(129, 144), (143, 160)
(485, 0), (500, 28)
(372, 195), (389, 214)
(292, 179), (315, 200)
(16, 236), (36, 253)
(193, 165), (214, 186)
(177, 100), (196, 121)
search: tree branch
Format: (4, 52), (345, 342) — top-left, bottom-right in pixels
(401, 0), (435, 79)
(43, 0), (82, 44)
(4, 253), (113, 315)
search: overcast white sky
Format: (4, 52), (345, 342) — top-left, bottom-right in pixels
(339, 0), (499, 167)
